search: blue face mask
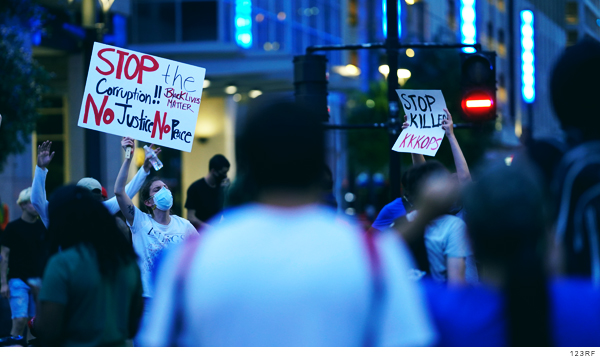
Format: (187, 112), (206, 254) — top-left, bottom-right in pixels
(152, 186), (173, 211)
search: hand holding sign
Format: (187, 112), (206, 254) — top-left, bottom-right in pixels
(393, 90), (448, 157)
(441, 109), (454, 137)
(121, 136), (134, 159)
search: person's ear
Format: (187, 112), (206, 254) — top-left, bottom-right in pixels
(144, 198), (153, 208)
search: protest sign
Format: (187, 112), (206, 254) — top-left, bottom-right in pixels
(392, 90), (448, 157)
(77, 42), (206, 152)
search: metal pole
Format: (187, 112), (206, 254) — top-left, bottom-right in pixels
(306, 42), (480, 54)
(322, 123), (388, 130)
(386, 0), (401, 199)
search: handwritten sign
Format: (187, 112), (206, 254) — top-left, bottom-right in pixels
(77, 42), (206, 152)
(392, 90), (447, 157)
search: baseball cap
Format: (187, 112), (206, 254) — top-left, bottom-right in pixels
(17, 187), (32, 205)
(77, 177), (102, 194)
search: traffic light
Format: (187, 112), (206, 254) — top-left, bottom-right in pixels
(293, 54), (329, 122)
(459, 51), (497, 122)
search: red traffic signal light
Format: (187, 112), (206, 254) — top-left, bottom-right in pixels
(461, 91), (494, 119)
(459, 52), (497, 122)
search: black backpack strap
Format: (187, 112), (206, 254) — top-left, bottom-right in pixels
(362, 230), (386, 347)
(168, 235), (201, 346)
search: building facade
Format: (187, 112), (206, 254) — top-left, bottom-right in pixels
(0, 0), (354, 217)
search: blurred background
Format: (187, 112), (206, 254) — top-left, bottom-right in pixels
(0, 0), (594, 224)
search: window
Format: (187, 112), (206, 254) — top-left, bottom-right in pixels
(566, 2), (579, 25)
(130, 0), (218, 44)
(487, 21), (494, 49)
(497, 0), (505, 12)
(497, 29), (505, 57)
(447, 0), (457, 31)
(348, 0), (358, 27)
(567, 30), (578, 46)
(132, 1), (176, 43)
(181, 1), (218, 41)
(36, 97), (66, 195)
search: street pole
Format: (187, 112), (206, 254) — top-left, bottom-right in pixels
(386, 0), (401, 199)
(83, 0), (102, 182)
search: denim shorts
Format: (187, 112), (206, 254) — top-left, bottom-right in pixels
(8, 279), (35, 319)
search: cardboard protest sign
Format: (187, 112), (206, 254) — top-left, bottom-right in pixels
(77, 42), (206, 152)
(392, 90), (448, 157)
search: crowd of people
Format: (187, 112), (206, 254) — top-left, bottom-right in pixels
(0, 38), (600, 348)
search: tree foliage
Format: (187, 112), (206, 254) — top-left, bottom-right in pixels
(0, 0), (48, 171)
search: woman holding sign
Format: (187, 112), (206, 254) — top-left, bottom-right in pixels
(114, 138), (198, 319)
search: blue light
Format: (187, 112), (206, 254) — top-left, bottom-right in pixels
(460, 0), (476, 53)
(235, 0), (252, 49)
(521, 10), (535, 103)
(382, 1), (401, 38)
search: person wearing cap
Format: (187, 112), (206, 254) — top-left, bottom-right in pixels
(31, 138), (157, 228)
(0, 188), (48, 340)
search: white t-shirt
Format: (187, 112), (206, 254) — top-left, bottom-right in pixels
(406, 211), (477, 283)
(139, 204), (437, 347)
(128, 206), (198, 298)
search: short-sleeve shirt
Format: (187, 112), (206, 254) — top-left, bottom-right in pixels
(138, 204), (437, 347)
(184, 178), (224, 222)
(39, 244), (143, 347)
(423, 277), (600, 346)
(372, 198), (407, 231)
(127, 206), (198, 298)
(407, 212), (474, 282)
(0, 218), (48, 281)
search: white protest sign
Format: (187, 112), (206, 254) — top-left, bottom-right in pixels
(392, 89), (448, 157)
(77, 42), (206, 152)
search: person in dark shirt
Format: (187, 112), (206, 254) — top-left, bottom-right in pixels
(0, 188), (47, 338)
(185, 154), (230, 229)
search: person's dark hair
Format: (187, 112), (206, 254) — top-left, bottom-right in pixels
(236, 101), (324, 192)
(463, 164), (551, 346)
(404, 161), (449, 203)
(47, 185), (137, 277)
(140, 176), (161, 214)
(224, 167), (258, 208)
(551, 37), (600, 142)
(209, 154), (230, 171)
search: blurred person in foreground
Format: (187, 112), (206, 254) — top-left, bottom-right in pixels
(138, 101), (436, 347)
(0, 188), (47, 341)
(550, 37), (600, 281)
(422, 163), (600, 346)
(33, 185), (143, 346)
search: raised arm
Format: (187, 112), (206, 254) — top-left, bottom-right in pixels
(31, 141), (55, 228)
(115, 138), (137, 225)
(442, 109), (471, 184)
(402, 116), (426, 165)
(104, 138), (154, 215)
